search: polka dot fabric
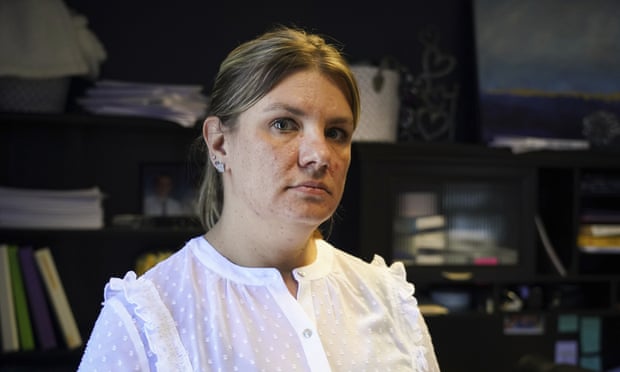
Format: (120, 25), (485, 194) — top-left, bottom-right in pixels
(78, 237), (440, 371)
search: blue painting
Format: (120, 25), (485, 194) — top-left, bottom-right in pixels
(474, 0), (620, 146)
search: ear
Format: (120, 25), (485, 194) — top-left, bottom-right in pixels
(203, 116), (227, 160)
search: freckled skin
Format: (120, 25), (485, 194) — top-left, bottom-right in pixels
(224, 70), (353, 231)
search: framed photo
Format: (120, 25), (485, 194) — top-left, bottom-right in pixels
(141, 162), (199, 218)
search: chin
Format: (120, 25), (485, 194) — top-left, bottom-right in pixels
(282, 201), (337, 227)
(289, 212), (332, 229)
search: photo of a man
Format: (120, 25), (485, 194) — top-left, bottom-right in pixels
(144, 173), (183, 216)
(142, 164), (197, 217)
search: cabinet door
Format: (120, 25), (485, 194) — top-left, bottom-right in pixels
(339, 143), (537, 283)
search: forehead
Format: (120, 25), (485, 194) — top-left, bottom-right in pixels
(259, 70), (351, 111)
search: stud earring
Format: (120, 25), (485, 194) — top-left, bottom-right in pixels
(213, 159), (225, 173)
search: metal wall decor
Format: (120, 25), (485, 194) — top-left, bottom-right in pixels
(398, 27), (460, 142)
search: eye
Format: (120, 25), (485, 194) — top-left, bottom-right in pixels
(325, 127), (351, 142)
(271, 118), (298, 131)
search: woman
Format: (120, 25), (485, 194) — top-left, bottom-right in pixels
(78, 26), (440, 371)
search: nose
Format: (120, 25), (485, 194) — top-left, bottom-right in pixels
(298, 130), (330, 172)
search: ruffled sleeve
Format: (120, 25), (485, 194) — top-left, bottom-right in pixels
(79, 271), (193, 372)
(371, 256), (441, 372)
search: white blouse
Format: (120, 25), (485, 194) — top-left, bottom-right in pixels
(78, 236), (440, 372)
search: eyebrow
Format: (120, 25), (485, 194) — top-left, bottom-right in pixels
(262, 102), (354, 126)
(263, 102), (303, 116)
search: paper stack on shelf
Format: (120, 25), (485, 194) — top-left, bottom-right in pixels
(489, 135), (589, 154)
(77, 80), (209, 127)
(0, 186), (104, 229)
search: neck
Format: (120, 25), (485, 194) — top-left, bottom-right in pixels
(204, 220), (318, 272)
(205, 222), (318, 298)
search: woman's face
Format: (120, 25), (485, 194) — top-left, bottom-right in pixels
(223, 69), (355, 230)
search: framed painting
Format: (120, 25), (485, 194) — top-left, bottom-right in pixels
(474, 0), (620, 148)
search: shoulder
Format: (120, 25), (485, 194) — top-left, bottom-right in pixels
(97, 271), (193, 371)
(325, 241), (411, 283)
(321, 240), (416, 300)
(321, 241), (430, 341)
(102, 236), (205, 308)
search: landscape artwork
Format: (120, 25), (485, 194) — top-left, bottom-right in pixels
(474, 0), (620, 147)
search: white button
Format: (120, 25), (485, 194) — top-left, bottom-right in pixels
(302, 328), (313, 338)
(297, 270), (306, 277)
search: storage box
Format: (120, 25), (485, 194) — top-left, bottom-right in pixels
(0, 77), (69, 113)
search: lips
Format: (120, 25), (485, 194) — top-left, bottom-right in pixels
(291, 181), (331, 195)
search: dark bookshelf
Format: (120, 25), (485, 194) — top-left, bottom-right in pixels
(0, 113), (203, 370)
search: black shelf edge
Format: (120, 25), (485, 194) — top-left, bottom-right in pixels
(353, 141), (620, 168)
(0, 112), (201, 132)
(0, 347), (82, 364)
(0, 226), (204, 238)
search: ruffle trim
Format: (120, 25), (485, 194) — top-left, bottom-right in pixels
(105, 271), (193, 372)
(370, 255), (431, 372)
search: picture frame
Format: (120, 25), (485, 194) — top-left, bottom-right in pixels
(140, 162), (200, 219)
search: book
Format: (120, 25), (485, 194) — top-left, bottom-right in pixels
(577, 234), (620, 247)
(580, 208), (620, 224)
(0, 244), (19, 352)
(393, 230), (448, 258)
(412, 248), (446, 265)
(393, 214), (446, 234)
(580, 246), (620, 254)
(34, 247), (82, 350)
(18, 246), (58, 350)
(7, 245), (35, 351)
(579, 224), (620, 237)
(577, 233), (620, 253)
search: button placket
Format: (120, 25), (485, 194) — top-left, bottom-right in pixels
(265, 278), (331, 371)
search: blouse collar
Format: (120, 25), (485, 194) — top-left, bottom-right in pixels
(191, 236), (334, 285)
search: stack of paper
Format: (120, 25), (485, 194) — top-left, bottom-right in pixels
(392, 214), (448, 265)
(77, 80), (209, 127)
(489, 135), (589, 154)
(0, 186), (104, 229)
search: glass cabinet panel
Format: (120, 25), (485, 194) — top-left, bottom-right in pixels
(393, 181), (521, 267)
(341, 143), (538, 283)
